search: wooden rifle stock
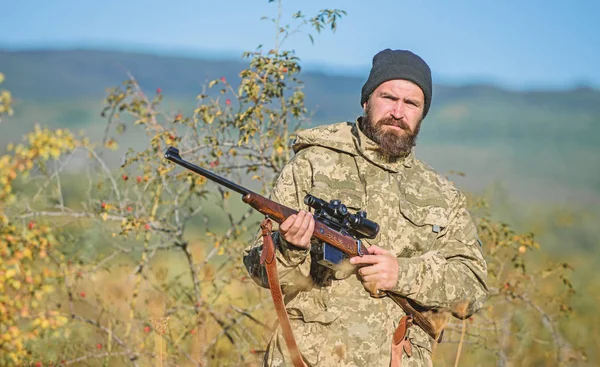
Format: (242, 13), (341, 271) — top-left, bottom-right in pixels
(242, 193), (368, 257)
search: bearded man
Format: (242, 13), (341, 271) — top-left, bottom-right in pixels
(243, 49), (488, 366)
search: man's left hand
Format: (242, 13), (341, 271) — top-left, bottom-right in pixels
(350, 245), (398, 296)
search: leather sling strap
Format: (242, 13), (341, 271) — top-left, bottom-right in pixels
(390, 315), (413, 367)
(259, 218), (306, 367)
(388, 293), (440, 341)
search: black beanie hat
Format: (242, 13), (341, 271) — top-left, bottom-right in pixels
(361, 49), (432, 117)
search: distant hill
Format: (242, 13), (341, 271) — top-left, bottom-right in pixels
(1, 49), (599, 206)
(3, 49), (600, 125)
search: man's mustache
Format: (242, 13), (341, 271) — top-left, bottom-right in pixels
(377, 118), (411, 131)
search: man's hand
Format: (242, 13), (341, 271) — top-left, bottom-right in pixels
(350, 245), (399, 296)
(278, 210), (314, 250)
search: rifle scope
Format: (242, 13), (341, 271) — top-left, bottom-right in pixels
(304, 194), (379, 239)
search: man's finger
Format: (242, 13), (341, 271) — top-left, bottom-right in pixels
(299, 214), (315, 246)
(350, 254), (382, 265)
(357, 263), (383, 277)
(367, 245), (389, 256)
(287, 211), (308, 234)
(360, 274), (381, 283)
(279, 214), (297, 232)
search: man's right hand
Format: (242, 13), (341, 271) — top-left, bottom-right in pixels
(278, 210), (315, 249)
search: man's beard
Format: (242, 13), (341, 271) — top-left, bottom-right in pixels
(359, 104), (422, 161)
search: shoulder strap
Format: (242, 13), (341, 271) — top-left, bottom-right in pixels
(260, 218), (306, 367)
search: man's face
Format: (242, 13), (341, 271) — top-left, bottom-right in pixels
(360, 79), (425, 159)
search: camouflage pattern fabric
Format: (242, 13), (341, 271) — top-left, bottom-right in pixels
(243, 121), (488, 366)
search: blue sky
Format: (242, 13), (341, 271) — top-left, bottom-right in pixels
(2, 0), (599, 89)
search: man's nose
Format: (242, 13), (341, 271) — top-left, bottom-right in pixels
(390, 102), (405, 119)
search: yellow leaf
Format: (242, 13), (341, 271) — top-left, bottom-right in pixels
(218, 247), (225, 255)
(42, 284), (54, 293)
(102, 212), (108, 221)
(5, 268), (16, 279)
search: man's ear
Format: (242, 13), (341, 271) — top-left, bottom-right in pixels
(362, 101), (368, 112)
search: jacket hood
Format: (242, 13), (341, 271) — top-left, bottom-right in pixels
(292, 122), (358, 155)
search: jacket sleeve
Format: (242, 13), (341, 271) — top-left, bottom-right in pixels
(391, 193), (489, 318)
(242, 152), (315, 295)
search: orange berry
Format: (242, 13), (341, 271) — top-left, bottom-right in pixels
(28, 221), (35, 230)
(144, 326), (151, 333)
(80, 292), (86, 298)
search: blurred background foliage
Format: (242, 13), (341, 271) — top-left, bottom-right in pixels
(0, 1), (598, 366)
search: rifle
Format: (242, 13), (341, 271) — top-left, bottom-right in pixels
(163, 146), (441, 341)
(164, 146), (377, 264)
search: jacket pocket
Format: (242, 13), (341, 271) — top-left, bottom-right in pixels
(397, 196), (449, 253)
(308, 184), (364, 213)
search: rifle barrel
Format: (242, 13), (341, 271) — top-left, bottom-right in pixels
(164, 146), (252, 196)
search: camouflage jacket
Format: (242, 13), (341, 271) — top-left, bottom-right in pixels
(243, 121), (488, 366)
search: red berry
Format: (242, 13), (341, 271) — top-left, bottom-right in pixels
(226, 99), (231, 106)
(80, 292), (86, 298)
(127, 206), (133, 212)
(96, 343), (102, 349)
(175, 113), (183, 120)
(145, 224), (151, 230)
(136, 176), (142, 183)
(101, 202), (107, 209)
(190, 329), (196, 335)
(282, 67), (288, 73)
(144, 326), (151, 333)
(28, 221), (35, 230)
(35, 362), (42, 367)
(220, 77), (226, 83)
(122, 174), (128, 181)
(156, 87), (162, 94)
